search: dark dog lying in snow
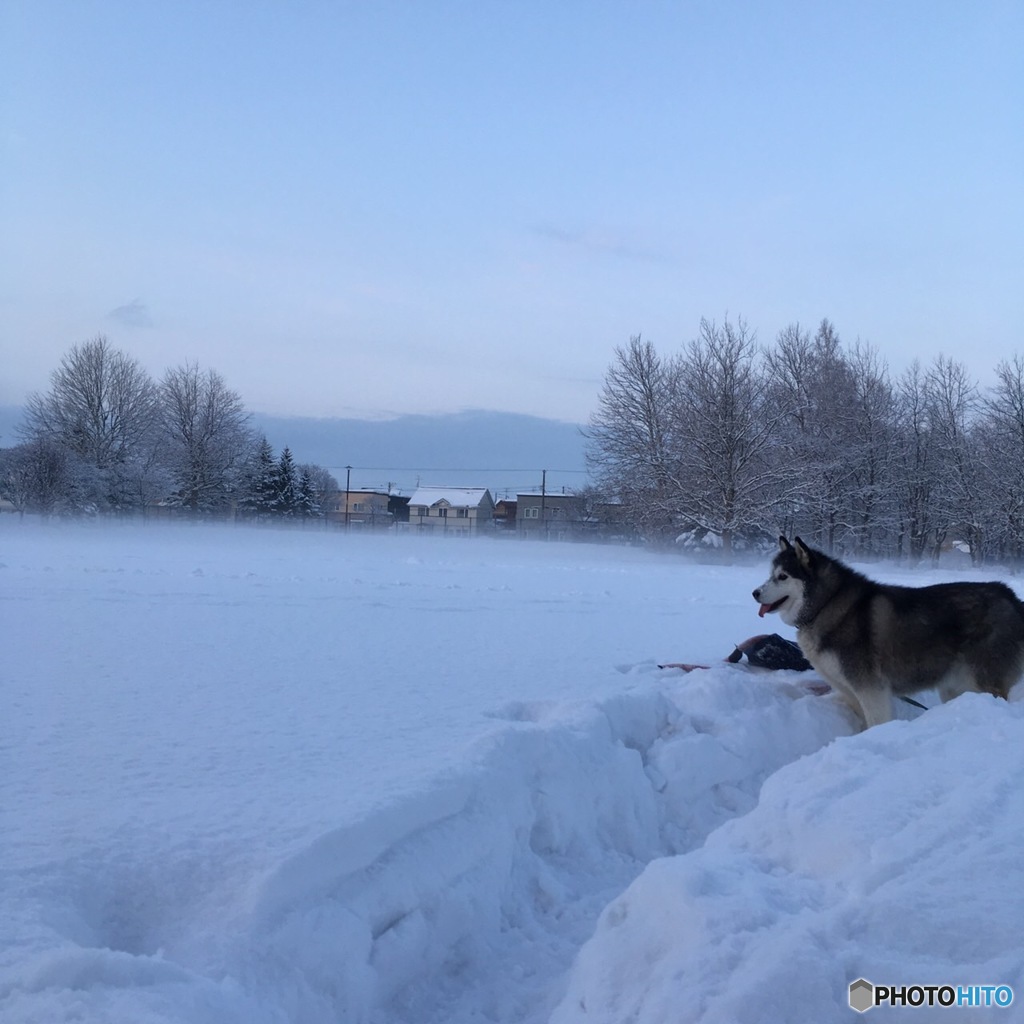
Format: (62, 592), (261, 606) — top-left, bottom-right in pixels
(659, 633), (811, 673)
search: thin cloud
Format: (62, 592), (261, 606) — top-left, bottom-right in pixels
(533, 223), (675, 265)
(107, 299), (153, 329)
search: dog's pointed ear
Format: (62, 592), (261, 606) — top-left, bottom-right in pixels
(793, 536), (814, 568)
(778, 536), (792, 552)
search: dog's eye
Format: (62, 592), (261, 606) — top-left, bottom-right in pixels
(777, 573), (788, 581)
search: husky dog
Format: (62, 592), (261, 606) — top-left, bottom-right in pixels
(753, 536), (1024, 728)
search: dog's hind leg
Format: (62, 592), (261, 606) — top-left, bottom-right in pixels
(936, 678), (982, 703)
(935, 662), (994, 703)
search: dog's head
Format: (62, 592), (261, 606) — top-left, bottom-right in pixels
(752, 536), (816, 626)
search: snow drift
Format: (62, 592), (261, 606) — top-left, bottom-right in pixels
(553, 695), (1024, 1023)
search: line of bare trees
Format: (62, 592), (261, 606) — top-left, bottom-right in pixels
(586, 318), (1024, 565)
(0, 336), (337, 518)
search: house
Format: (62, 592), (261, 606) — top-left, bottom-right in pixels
(406, 487), (495, 536)
(515, 491), (585, 541)
(326, 489), (393, 528)
(493, 498), (517, 531)
(388, 493), (410, 524)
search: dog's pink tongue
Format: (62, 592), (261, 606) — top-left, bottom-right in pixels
(758, 603), (770, 618)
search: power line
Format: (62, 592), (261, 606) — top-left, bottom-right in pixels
(333, 466), (588, 474)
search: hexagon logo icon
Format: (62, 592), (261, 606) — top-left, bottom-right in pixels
(849, 978), (874, 1013)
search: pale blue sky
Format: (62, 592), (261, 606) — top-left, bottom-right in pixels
(2, 1), (1021, 423)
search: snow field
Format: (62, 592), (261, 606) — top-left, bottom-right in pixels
(4, 519), (1024, 1023)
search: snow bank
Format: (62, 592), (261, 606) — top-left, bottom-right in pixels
(231, 669), (852, 1024)
(552, 694), (1024, 1024)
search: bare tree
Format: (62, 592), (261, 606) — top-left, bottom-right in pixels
(160, 363), (256, 513)
(891, 361), (939, 562)
(977, 355), (1024, 561)
(672, 316), (779, 556)
(21, 335), (159, 510)
(584, 335), (681, 540)
(845, 343), (897, 555)
(0, 438), (72, 515)
(765, 319), (863, 550)
(924, 355), (981, 562)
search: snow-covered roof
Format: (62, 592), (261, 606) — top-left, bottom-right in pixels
(407, 487), (493, 508)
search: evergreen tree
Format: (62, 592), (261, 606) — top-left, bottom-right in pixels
(240, 436), (277, 518)
(298, 463), (338, 516)
(297, 466), (320, 518)
(273, 446), (298, 516)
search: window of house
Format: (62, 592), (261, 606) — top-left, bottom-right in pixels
(524, 507), (539, 519)
(456, 508), (468, 518)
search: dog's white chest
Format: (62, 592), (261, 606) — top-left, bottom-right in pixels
(796, 631), (849, 688)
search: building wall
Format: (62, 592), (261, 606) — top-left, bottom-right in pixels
(408, 498), (494, 535)
(326, 491), (392, 527)
(515, 493), (582, 540)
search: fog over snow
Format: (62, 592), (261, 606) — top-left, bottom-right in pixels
(4, 520), (1024, 1023)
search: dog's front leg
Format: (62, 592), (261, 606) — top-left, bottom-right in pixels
(827, 677), (893, 730)
(856, 687), (895, 729)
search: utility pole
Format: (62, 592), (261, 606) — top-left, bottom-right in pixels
(345, 465), (352, 530)
(541, 469), (547, 541)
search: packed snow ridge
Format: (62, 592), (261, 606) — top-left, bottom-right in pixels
(3, 521), (1023, 1023)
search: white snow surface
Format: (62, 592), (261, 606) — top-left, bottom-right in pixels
(3, 519), (1024, 1023)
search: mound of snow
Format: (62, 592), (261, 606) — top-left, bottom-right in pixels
(552, 694), (1024, 1024)
(235, 669), (853, 1024)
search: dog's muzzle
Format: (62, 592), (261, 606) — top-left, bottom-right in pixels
(752, 588), (786, 617)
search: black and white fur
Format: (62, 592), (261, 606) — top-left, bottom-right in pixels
(753, 536), (1024, 728)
